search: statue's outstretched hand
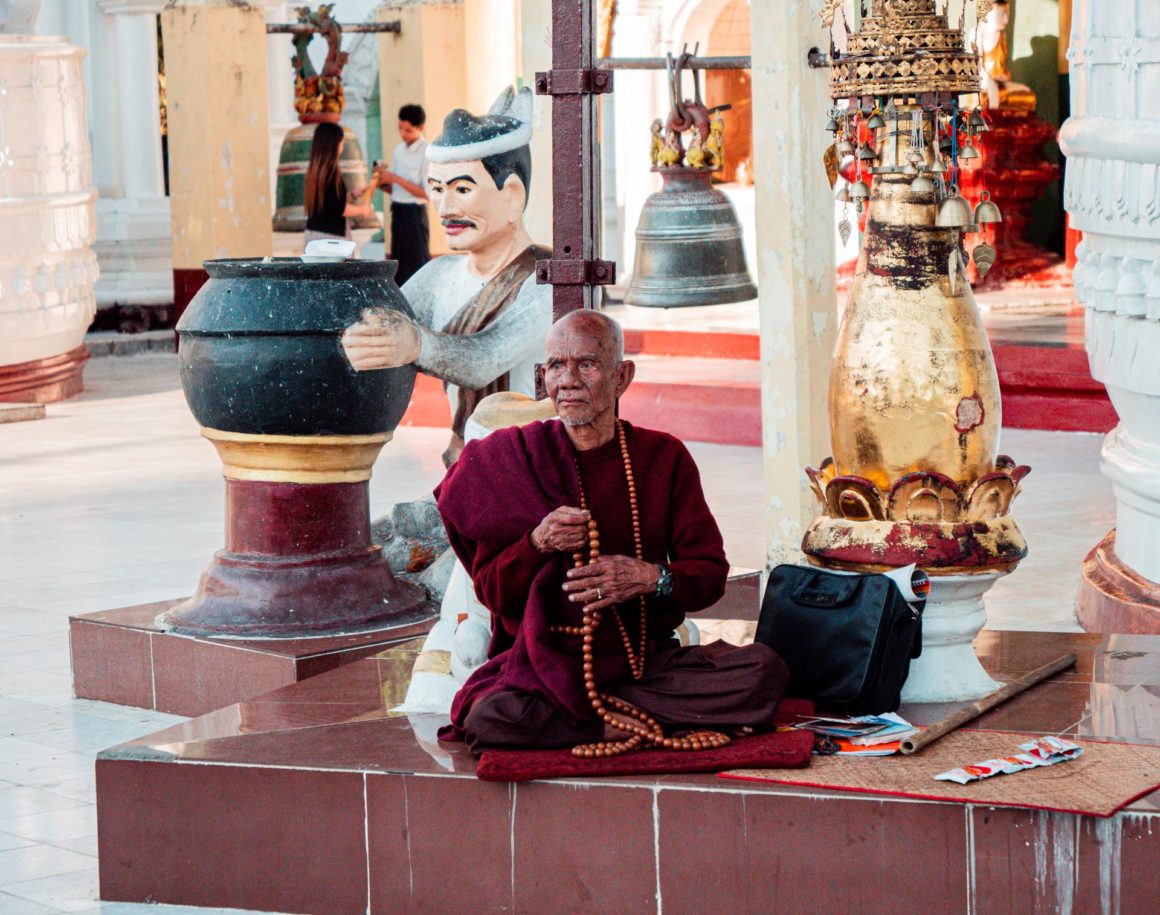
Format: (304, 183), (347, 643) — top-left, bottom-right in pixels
(341, 308), (421, 371)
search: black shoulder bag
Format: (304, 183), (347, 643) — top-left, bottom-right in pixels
(755, 564), (924, 716)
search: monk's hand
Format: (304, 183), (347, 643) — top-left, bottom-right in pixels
(530, 506), (591, 554)
(562, 556), (661, 612)
(341, 309), (422, 371)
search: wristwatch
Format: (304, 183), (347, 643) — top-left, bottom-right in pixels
(654, 563), (675, 598)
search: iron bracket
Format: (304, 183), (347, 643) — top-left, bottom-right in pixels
(536, 258), (616, 286)
(534, 69), (614, 96)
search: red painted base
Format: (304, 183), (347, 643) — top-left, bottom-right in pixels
(0, 345), (88, 403)
(94, 631), (1160, 913)
(1076, 530), (1160, 634)
(70, 599), (435, 717)
(173, 268), (209, 327)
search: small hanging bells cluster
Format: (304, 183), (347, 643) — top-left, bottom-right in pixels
(826, 100), (1003, 283)
(625, 48), (757, 308)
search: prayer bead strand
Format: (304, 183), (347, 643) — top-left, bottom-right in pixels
(552, 421), (731, 759)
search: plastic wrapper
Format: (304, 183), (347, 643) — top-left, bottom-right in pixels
(935, 736), (1083, 785)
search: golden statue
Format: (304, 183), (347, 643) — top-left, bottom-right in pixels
(975, 0), (1036, 112)
(648, 119), (663, 168)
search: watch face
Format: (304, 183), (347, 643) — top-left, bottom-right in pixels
(657, 565), (675, 596)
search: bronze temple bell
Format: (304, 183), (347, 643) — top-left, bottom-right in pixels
(625, 54), (756, 307)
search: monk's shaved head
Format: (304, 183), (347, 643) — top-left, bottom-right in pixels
(547, 310), (624, 364)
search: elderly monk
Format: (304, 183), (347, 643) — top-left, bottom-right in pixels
(435, 311), (787, 752)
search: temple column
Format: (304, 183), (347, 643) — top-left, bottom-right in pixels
(89, 0), (172, 312)
(256, 1), (299, 207)
(749, 0), (837, 565)
(1065, 0), (1160, 631)
(161, 0), (271, 318)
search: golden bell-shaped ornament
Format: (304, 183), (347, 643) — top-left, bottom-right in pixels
(625, 168), (757, 308)
(936, 186), (972, 228)
(974, 190), (1003, 224)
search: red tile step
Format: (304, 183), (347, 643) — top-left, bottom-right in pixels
(400, 329), (1116, 442)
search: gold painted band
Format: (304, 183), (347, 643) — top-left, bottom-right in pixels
(201, 427), (391, 484)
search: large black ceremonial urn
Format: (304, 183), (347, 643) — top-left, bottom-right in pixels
(161, 258), (434, 638)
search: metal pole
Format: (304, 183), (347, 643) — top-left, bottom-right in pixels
(598, 55), (751, 70)
(547, 0), (601, 318)
(265, 22), (402, 34)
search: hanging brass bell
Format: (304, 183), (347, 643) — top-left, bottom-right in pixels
(968, 109), (989, 132)
(910, 173), (935, 194)
(903, 160), (918, 177)
(866, 110), (886, 130)
(826, 115), (840, 132)
(836, 139), (855, 157)
(850, 179), (871, 201)
(625, 169), (757, 307)
(935, 186), (972, 227)
(974, 190), (1003, 224)
(959, 142), (980, 160)
(857, 145), (877, 162)
(834, 182), (852, 203)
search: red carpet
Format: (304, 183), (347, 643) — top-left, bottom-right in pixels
(476, 699), (816, 782)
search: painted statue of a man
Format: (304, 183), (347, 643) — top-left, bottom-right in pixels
(342, 87), (551, 466)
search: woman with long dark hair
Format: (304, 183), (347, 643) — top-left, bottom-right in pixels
(304, 122), (378, 244)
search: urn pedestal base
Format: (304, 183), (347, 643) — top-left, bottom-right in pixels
(1076, 530), (1160, 634)
(159, 430), (435, 639)
(901, 572), (1004, 703)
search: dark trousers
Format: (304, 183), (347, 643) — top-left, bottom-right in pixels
(462, 640), (788, 753)
(389, 202), (430, 286)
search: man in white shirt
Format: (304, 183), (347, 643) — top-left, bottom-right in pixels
(378, 104), (431, 285)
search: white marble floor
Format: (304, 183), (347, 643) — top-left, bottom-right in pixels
(0, 353), (1113, 912)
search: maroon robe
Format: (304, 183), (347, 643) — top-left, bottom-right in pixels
(435, 420), (781, 745)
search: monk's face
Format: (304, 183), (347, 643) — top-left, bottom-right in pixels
(426, 159), (526, 253)
(544, 316), (634, 428)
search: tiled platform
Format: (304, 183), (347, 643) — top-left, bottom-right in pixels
(68, 573), (758, 717)
(95, 630), (1160, 914)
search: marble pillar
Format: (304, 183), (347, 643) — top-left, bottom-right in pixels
(750, 0), (837, 566)
(0, 30), (99, 402)
(1064, 0), (1160, 631)
(161, 0), (271, 318)
(91, 1), (171, 311)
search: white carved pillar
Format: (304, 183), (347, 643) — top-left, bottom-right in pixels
(92, 0), (172, 310)
(1064, 0), (1160, 630)
(0, 28), (99, 401)
(256, 1), (298, 206)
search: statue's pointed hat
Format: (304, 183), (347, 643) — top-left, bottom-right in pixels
(426, 86), (534, 163)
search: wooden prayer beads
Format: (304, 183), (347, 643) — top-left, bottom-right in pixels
(551, 420), (731, 759)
